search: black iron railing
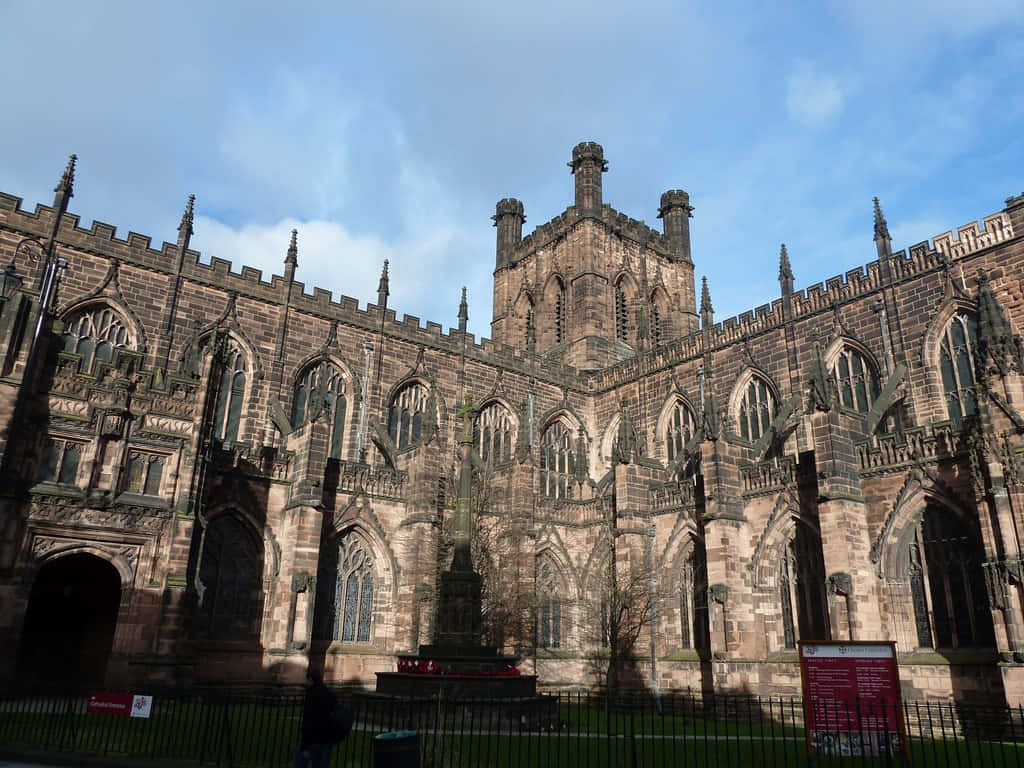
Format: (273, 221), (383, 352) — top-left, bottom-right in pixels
(2, 689), (1023, 767)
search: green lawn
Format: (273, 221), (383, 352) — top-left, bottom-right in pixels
(2, 696), (1022, 768)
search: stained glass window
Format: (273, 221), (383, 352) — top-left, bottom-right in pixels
(62, 306), (130, 373)
(939, 312), (979, 427)
(124, 453), (164, 496)
(318, 535), (375, 644)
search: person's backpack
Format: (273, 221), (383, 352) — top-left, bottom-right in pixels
(331, 702), (355, 743)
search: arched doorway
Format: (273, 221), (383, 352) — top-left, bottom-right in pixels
(17, 553), (122, 691)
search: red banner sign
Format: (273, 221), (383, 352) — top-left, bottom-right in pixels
(799, 642), (908, 758)
(87, 692), (154, 718)
(87, 692), (133, 716)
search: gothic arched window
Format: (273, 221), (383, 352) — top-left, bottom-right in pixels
(314, 535), (375, 644)
(939, 312), (979, 427)
(737, 375), (775, 442)
(909, 506), (994, 649)
(555, 281), (567, 345)
(665, 400), (696, 462)
(679, 543), (710, 652)
(213, 345), (246, 444)
(540, 421), (575, 499)
(476, 402), (514, 465)
(537, 560), (562, 649)
(779, 523), (829, 649)
(387, 382), (429, 451)
(293, 363), (348, 459)
(62, 306), (130, 373)
(832, 346), (880, 413)
(615, 282), (629, 343)
(197, 515), (263, 640)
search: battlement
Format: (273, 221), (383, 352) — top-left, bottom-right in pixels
(0, 189), (589, 388)
(510, 203), (671, 266)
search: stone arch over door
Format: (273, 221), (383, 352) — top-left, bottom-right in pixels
(17, 549), (125, 691)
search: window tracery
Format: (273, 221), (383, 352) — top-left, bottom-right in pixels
(831, 346), (880, 413)
(939, 312), (979, 426)
(537, 560), (562, 649)
(314, 534), (375, 644)
(539, 421), (575, 499)
(62, 306), (130, 373)
(213, 346), (246, 444)
(679, 543), (710, 652)
(665, 400), (696, 462)
(387, 382), (429, 451)
(909, 506), (994, 649)
(293, 363), (348, 459)
(737, 375), (775, 442)
(476, 402), (514, 465)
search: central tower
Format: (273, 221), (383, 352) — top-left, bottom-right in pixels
(490, 142), (699, 370)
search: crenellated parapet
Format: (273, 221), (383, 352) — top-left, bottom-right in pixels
(856, 421), (971, 475)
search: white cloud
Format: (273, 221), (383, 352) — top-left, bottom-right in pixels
(785, 61), (844, 127)
(194, 214), (492, 336)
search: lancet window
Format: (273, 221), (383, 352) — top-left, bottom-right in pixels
(779, 523), (829, 649)
(537, 560), (562, 649)
(62, 306), (130, 373)
(909, 506), (994, 649)
(213, 346), (246, 444)
(832, 346), (880, 413)
(388, 382), (429, 451)
(737, 375), (775, 442)
(939, 312), (979, 426)
(293, 363), (348, 459)
(314, 534), (375, 644)
(539, 421), (575, 499)
(476, 402), (514, 465)
(555, 281), (567, 345)
(665, 400), (696, 462)
(679, 543), (710, 652)
(615, 283), (628, 343)
(196, 515), (263, 640)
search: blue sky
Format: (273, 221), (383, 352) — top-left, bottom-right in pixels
(1, 0), (1021, 338)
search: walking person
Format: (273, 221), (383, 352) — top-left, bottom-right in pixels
(293, 667), (336, 768)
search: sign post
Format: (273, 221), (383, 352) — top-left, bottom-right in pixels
(798, 641), (908, 760)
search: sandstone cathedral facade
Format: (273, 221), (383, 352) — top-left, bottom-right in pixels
(2, 143), (1024, 705)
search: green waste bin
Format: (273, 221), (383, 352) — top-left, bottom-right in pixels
(373, 730), (419, 768)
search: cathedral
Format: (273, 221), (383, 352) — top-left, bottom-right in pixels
(1, 142), (1023, 705)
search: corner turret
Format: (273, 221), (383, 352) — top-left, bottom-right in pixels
(569, 141), (607, 212)
(492, 198), (525, 269)
(284, 229), (298, 283)
(458, 286), (468, 333)
(377, 259), (390, 308)
(658, 189), (693, 263)
(873, 197), (892, 260)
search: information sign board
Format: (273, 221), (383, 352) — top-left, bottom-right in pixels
(87, 692), (154, 718)
(798, 642), (908, 759)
